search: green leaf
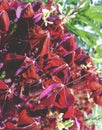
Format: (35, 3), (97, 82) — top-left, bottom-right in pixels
(67, 0), (78, 5)
(86, 6), (102, 13)
(78, 0), (90, 13)
(93, 58), (102, 63)
(76, 14), (102, 37)
(63, 120), (74, 129)
(94, 47), (102, 57)
(76, 30), (96, 46)
(85, 6), (102, 23)
(0, 71), (6, 79)
(86, 13), (102, 23)
(67, 23), (97, 46)
(21, 0), (34, 2)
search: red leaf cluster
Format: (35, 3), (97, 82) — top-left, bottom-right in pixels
(0, 0), (102, 129)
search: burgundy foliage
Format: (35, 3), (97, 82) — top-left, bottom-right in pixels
(0, 0), (102, 129)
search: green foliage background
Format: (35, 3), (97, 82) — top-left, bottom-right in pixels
(21, 0), (102, 129)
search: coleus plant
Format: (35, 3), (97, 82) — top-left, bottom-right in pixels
(0, 0), (102, 129)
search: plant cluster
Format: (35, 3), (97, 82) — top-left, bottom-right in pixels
(0, 0), (102, 129)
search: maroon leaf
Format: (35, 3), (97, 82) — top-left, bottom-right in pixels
(74, 47), (85, 61)
(94, 95), (102, 106)
(0, 80), (8, 90)
(54, 87), (74, 108)
(51, 63), (70, 84)
(0, 10), (10, 32)
(48, 21), (63, 40)
(22, 62), (39, 80)
(4, 53), (26, 77)
(5, 53), (26, 63)
(37, 92), (58, 109)
(47, 0), (53, 9)
(15, 62), (32, 76)
(88, 81), (102, 91)
(21, 3), (34, 18)
(43, 54), (65, 71)
(63, 106), (74, 119)
(31, 1), (43, 12)
(5, 122), (16, 129)
(62, 34), (77, 51)
(51, 63), (68, 75)
(63, 51), (75, 65)
(40, 33), (51, 57)
(18, 109), (34, 126)
(39, 83), (61, 100)
(0, 0), (9, 10)
(29, 25), (45, 50)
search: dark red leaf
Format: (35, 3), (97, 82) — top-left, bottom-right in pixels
(31, 1), (43, 12)
(0, 80), (8, 90)
(46, 0), (53, 9)
(40, 33), (51, 57)
(63, 51), (75, 65)
(88, 81), (102, 91)
(29, 25), (45, 50)
(21, 3), (34, 18)
(94, 95), (102, 106)
(63, 106), (74, 119)
(43, 78), (59, 88)
(43, 54), (65, 71)
(5, 122), (16, 129)
(43, 127), (51, 130)
(18, 109), (34, 126)
(3, 54), (26, 77)
(0, 10), (10, 32)
(47, 18), (64, 41)
(54, 87), (74, 108)
(0, 0), (9, 10)
(15, 62), (32, 76)
(39, 83), (61, 100)
(62, 34), (77, 51)
(74, 47), (85, 62)
(51, 64), (70, 84)
(22, 62), (39, 80)
(5, 53), (26, 63)
(37, 92), (58, 109)
(51, 63), (68, 75)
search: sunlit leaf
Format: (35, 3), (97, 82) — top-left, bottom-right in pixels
(76, 14), (102, 37)
(85, 6), (102, 23)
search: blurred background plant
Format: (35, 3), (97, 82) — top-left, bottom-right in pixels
(18, 0), (102, 129)
(85, 105), (102, 130)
